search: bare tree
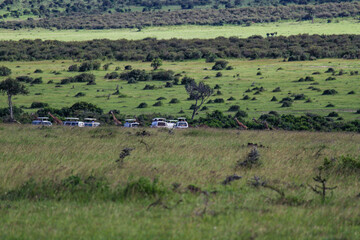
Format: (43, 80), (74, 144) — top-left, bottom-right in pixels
(185, 81), (213, 120)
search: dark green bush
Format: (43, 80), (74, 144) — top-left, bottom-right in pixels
(228, 105), (240, 112)
(0, 66), (11, 76)
(30, 102), (49, 108)
(322, 89), (338, 95)
(137, 102), (148, 108)
(169, 98), (180, 104)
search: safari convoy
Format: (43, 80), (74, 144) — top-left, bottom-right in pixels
(32, 115), (188, 129)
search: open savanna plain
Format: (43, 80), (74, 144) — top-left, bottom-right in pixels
(0, 18), (359, 41)
(0, 125), (360, 239)
(0, 58), (359, 120)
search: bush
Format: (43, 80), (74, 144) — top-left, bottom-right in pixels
(325, 67), (335, 73)
(169, 98), (180, 104)
(215, 72), (222, 77)
(34, 69), (43, 73)
(165, 82), (173, 88)
(322, 89), (338, 95)
(157, 97), (166, 100)
(243, 95), (250, 100)
(151, 70), (174, 81)
(0, 66), (11, 76)
(123, 177), (165, 198)
(104, 72), (119, 79)
(281, 101), (292, 107)
(200, 106), (208, 111)
(325, 76), (336, 81)
(297, 76), (314, 82)
(79, 61), (101, 72)
(237, 147), (260, 168)
(143, 84), (155, 90)
(327, 112), (339, 117)
(271, 96), (278, 101)
(227, 96), (236, 101)
(181, 76), (195, 85)
(212, 60), (229, 70)
(356, 109), (360, 114)
(30, 102), (49, 108)
(226, 66), (234, 70)
(293, 94), (306, 100)
(214, 84), (221, 89)
(68, 64), (78, 72)
(75, 92), (86, 97)
(326, 104), (335, 107)
(31, 77), (43, 84)
(153, 101), (163, 106)
(16, 76), (33, 83)
(272, 87), (281, 92)
(348, 91), (355, 94)
(214, 98), (225, 103)
(235, 110), (248, 118)
(137, 102), (148, 108)
(120, 69), (151, 82)
(228, 105), (240, 112)
(124, 65), (132, 70)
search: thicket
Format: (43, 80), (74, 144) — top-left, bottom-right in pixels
(1, 34), (360, 61)
(1, 3), (359, 29)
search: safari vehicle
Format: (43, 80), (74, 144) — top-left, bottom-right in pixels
(63, 118), (84, 127)
(84, 118), (100, 127)
(31, 117), (52, 126)
(151, 118), (169, 128)
(167, 120), (178, 129)
(124, 119), (139, 128)
(175, 117), (188, 129)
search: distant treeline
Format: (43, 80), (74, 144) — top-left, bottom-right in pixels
(1, 2), (360, 29)
(1, 34), (360, 61)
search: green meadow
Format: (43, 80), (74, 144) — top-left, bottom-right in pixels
(0, 58), (359, 120)
(0, 125), (360, 239)
(0, 18), (359, 41)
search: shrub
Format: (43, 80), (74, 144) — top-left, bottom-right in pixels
(322, 89), (338, 95)
(200, 106), (208, 111)
(227, 96), (236, 101)
(157, 97), (166, 100)
(16, 76), (33, 83)
(212, 60), (228, 70)
(165, 82), (173, 88)
(214, 84), (221, 89)
(124, 65), (132, 70)
(226, 66), (234, 70)
(325, 76), (336, 81)
(235, 110), (248, 118)
(75, 92), (86, 97)
(271, 96), (278, 101)
(79, 61), (101, 72)
(31, 77), (43, 84)
(272, 87), (281, 92)
(228, 105), (240, 112)
(120, 69), (151, 82)
(214, 98), (225, 103)
(151, 70), (174, 81)
(30, 102), (49, 108)
(356, 109), (360, 114)
(123, 177), (165, 198)
(325, 67), (335, 73)
(326, 104), (335, 107)
(237, 147), (260, 168)
(137, 102), (148, 108)
(280, 97), (293, 103)
(143, 84), (155, 90)
(297, 76), (314, 82)
(327, 112), (339, 117)
(181, 76), (195, 85)
(281, 101), (292, 107)
(68, 64), (78, 72)
(104, 72), (119, 79)
(348, 91), (355, 94)
(169, 98), (180, 104)
(47, 80), (54, 84)
(216, 90), (222, 95)
(34, 69), (43, 73)
(243, 95), (250, 100)
(0, 66), (11, 76)
(215, 72), (222, 77)
(293, 94), (306, 100)
(153, 101), (163, 106)
(256, 71), (262, 76)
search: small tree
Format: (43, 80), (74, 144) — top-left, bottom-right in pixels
(0, 66), (11, 76)
(185, 81), (213, 120)
(0, 78), (28, 121)
(151, 58), (162, 70)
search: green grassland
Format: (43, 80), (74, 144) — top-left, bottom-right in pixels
(0, 18), (359, 41)
(0, 58), (359, 120)
(0, 125), (360, 239)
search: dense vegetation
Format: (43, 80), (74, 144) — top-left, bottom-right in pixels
(0, 34), (360, 61)
(1, 3), (360, 29)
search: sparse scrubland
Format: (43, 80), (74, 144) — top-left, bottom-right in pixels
(0, 125), (359, 239)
